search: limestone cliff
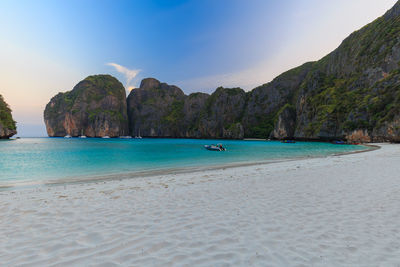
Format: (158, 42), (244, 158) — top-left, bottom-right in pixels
(44, 75), (128, 137)
(289, 1), (400, 141)
(196, 87), (245, 139)
(0, 94), (17, 138)
(242, 63), (313, 138)
(271, 104), (296, 139)
(126, 80), (246, 139)
(127, 78), (186, 137)
(181, 92), (210, 138)
(246, 0), (400, 142)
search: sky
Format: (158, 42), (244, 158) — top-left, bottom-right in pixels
(0, 0), (397, 137)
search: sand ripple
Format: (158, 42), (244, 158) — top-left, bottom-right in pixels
(1, 144), (400, 266)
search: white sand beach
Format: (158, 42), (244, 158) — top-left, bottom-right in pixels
(1, 144), (400, 266)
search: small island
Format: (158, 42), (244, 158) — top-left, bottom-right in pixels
(0, 94), (16, 139)
(44, 75), (129, 137)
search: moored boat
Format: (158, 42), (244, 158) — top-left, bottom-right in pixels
(332, 140), (346, 144)
(135, 129), (142, 139)
(78, 130), (86, 138)
(204, 144), (226, 151)
(281, 140), (296, 143)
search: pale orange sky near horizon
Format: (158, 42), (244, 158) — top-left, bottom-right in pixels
(0, 0), (397, 136)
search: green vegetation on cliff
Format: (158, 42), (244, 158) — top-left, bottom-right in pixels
(163, 100), (184, 126)
(44, 75), (128, 137)
(267, 2), (400, 141)
(0, 94), (16, 131)
(246, 116), (274, 138)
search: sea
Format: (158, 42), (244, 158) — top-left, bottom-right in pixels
(0, 138), (366, 186)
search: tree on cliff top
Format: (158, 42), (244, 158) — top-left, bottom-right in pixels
(0, 94), (16, 131)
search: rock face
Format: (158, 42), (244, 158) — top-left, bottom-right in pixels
(127, 78), (186, 137)
(242, 63), (313, 138)
(271, 104), (296, 139)
(181, 92), (210, 138)
(127, 79), (245, 139)
(285, 1), (400, 142)
(44, 75), (128, 137)
(0, 94), (17, 138)
(196, 87), (246, 139)
(245, 0), (400, 142)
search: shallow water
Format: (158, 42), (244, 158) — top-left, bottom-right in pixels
(0, 138), (365, 185)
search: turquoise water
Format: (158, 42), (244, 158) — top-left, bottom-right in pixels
(0, 138), (365, 185)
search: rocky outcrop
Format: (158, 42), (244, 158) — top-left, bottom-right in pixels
(346, 130), (372, 143)
(271, 104), (296, 139)
(242, 62), (313, 138)
(197, 87), (246, 139)
(126, 80), (245, 139)
(44, 75), (128, 137)
(127, 78), (186, 137)
(250, 0), (400, 142)
(287, 1), (400, 142)
(0, 94), (16, 138)
(181, 92), (210, 138)
(371, 115), (400, 142)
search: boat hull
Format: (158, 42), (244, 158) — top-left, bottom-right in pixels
(204, 145), (223, 151)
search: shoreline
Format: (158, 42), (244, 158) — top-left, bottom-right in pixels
(0, 144), (376, 190)
(9, 136), (400, 144)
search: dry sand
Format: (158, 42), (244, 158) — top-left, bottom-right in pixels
(1, 144), (400, 266)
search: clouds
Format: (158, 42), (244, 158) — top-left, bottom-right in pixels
(106, 63), (140, 90)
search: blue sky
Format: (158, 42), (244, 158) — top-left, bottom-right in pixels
(2, 0), (287, 83)
(0, 0), (397, 136)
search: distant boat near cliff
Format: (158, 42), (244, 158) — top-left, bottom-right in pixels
(78, 129), (87, 138)
(135, 129), (142, 139)
(281, 140), (296, 144)
(332, 140), (346, 145)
